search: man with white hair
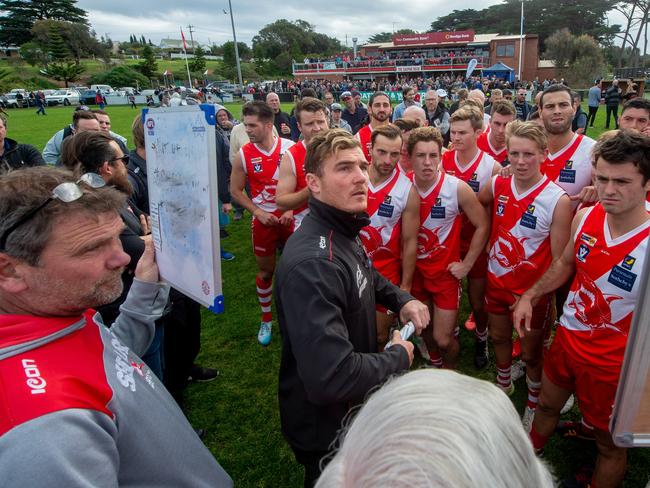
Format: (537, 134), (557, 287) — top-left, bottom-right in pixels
(468, 89), (491, 131)
(402, 105), (427, 127)
(315, 369), (554, 488)
(423, 90), (450, 142)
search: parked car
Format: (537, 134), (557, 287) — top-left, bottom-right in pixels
(79, 89), (99, 105)
(3, 93), (26, 108)
(45, 89), (81, 106)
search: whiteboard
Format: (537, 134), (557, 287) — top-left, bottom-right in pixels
(611, 239), (650, 447)
(143, 105), (224, 313)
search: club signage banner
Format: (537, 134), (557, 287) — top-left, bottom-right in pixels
(392, 30), (475, 46)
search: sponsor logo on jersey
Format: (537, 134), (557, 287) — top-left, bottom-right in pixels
(520, 212), (537, 229)
(577, 244), (590, 262)
(378, 203), (394, 218)
(608, 265), (637, 293)
(251, 157), (262, 164)
(21, 358), (46, 395)
(622, 255), (636, 270)
(580, 233), (597, 246)
(498, 195), (509, 203)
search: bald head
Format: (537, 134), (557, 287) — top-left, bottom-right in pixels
(266, 92), (280, 113)
(403, 105), (427, 127)
(468, 89), (486, 105)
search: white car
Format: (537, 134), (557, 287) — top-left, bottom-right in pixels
(45, 89), (81, 106)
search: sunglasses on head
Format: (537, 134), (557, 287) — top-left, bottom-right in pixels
(0, 173), (106, 251)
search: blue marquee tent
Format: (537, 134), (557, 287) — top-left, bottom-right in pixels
(483, 62), (515, 83)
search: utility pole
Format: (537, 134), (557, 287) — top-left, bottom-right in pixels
(227, 0), (243, 90)
(187, 24), (195, 53)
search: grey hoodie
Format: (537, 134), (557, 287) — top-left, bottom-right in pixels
(0, 279), (233, 487)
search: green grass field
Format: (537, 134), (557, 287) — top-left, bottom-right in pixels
(5, 103), (650, 487)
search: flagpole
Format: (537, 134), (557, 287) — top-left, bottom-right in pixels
(518, 0), (524, 82)
(181, 27), (192, 89)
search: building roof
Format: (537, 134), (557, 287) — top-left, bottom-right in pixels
(159, 38), (201, 50)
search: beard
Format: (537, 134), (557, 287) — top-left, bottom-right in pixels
(111, 172), (134, 196)
(544, 117), (572, 135)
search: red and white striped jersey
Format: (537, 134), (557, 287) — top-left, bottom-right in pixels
(415, 172), (463, 279)
(442, 149), (496, 194)
(559, 204), (650, 368)
(442, 148), (496, 247)
(284, 140), (309, 228)
(541, 133), (595, 203)
(477, 131), (508, 165)
(359, 169), (413, 271)
(487, 175), (566, 295)
(355, 124), (373, 162)
(241, 137), (294, 213)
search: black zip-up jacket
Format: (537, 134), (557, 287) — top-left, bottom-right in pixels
(275, 197), (413, 453)
(0, 138), (44, 173)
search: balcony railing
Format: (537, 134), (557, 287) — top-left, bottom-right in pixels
(292, 56), (490, 73)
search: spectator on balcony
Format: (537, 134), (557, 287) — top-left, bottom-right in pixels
(392, 86), (421, 122)
(340, 91), (367, 134)
(329, 103), (352, 133)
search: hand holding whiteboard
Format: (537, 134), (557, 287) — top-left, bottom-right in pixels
(143, 104), (224, 313)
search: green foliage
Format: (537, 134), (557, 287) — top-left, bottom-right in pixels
(137, 44), (158, 79)
(89, 65), (148, 88)
(252, 19), (342, 75)
(40, 61), (84, 87)
(20, 41), (48, 66)
(545, 29), (605, 87)
(368, 29), (417, 43)
(32, 20), (108, 63)
(429, 0), (619, 49)
(189, 45), (207, 72)
(0, 0), (88, 46)
(222, 41), (251, 67)
(46, 26), (70, 61)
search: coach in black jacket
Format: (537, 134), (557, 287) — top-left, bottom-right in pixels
(275, 129), (429, 487)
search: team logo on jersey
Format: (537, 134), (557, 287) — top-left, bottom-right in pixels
(577, 244), (590, 262)
(526, 204), (535, 214)
(435, 198), (442, 207)
(496, 202), (505, 217)
(490, 228), (535, 272)
(565, 160), (573, 169)
(580, 233), (597, 246)
(568, 270), (623, 333)
(384, 195), (392, 204)
(359, 225), (392, 262)
(253, 163), (262, 172)
(417, 227), (446, 259)
(471, 173), (478, 180)
(622, 255), (636, 270)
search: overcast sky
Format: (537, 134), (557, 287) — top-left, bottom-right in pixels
(78, 0), (626, 47)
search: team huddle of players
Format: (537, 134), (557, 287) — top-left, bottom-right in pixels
(230, 85), (650, 488)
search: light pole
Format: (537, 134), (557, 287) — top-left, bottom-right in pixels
(518, 0), (524, 82)
(227, 0), (244, 90)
